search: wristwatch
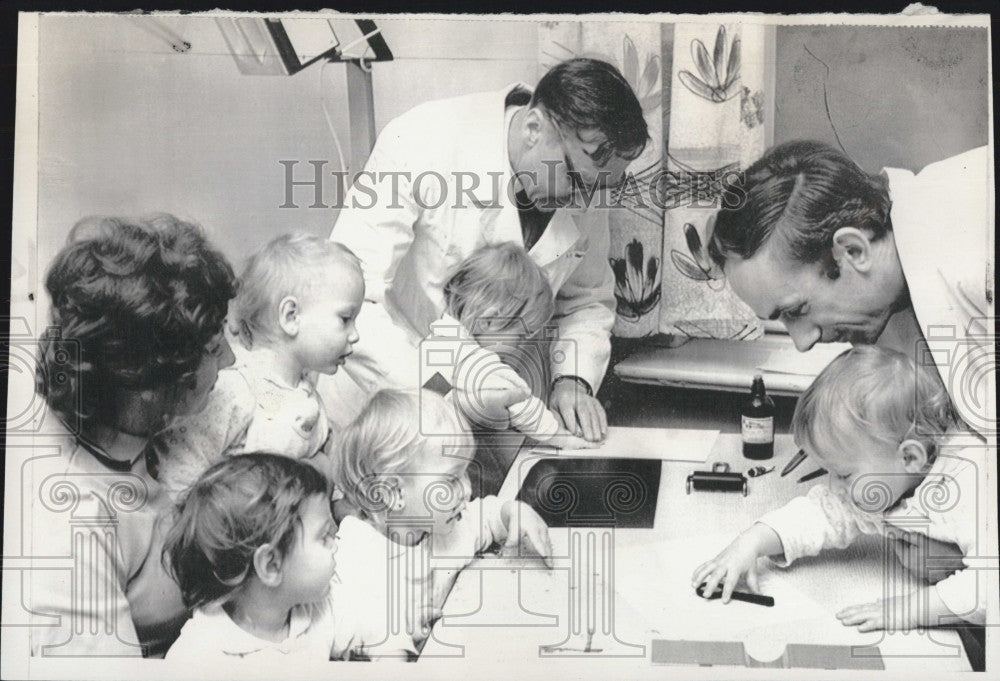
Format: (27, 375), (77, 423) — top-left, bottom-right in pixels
(551, 374), (593, 397)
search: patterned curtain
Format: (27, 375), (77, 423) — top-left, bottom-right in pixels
(538, 21), (774, 340)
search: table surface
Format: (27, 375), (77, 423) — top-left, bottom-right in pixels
(426, 432), (971, 673)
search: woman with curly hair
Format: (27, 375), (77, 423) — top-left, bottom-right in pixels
(27, 214), (237, 658)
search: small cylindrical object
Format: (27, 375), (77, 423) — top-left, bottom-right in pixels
(686, 463), (748, 496)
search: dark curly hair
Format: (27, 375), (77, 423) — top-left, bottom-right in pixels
(709, 140), (892, 273)
(162, 453), (330, 609)
(36, 214), (237, 427)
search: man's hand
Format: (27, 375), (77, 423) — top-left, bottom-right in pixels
(549, 377), (607, 442)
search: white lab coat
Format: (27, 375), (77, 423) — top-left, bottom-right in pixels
(321, 83), (615, 428)
(878, 146), (995, 438)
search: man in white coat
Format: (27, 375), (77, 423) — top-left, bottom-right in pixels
(322, 59), (649, 450)
(709, 141), (994, 439)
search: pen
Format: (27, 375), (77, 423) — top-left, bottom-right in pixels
(781, 449), (807, 477)
(797, 468), (828, 483)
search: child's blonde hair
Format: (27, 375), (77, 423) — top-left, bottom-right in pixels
(334, 389), (473, 513)
(443, 243), (554, 338)
(793, 345), (958, 464)
(231, 232), (361, 347)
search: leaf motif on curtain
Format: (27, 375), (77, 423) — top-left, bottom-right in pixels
(621, 35), (662, 114)
(669, 222), (726, 291)
(678, 25), (741, 103)
(610, 239), (662, 322)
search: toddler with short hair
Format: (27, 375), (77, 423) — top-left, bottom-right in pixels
(692, 345), (989, 631)
(332, 388), (554, 652)
(423, 242), (593, 448)
(155, 232), (364, 499)
(163, 454), (412, 661)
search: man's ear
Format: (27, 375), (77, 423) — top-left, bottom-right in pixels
(831, 227), (874, 274)
(252, 543), (284, 588)
(277, 296), (300, 337)
(898, 438), (930, 474)
(522, 107), (546, 149)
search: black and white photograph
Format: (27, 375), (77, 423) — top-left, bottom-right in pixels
(1, 8), (996, 680)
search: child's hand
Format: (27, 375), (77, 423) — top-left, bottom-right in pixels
(452, 362), (528, 429)
(543, 432), (601, 450)
(690, 524), (782, 604)
(501, 500), (553, 568)
(836, 595), (918, 632)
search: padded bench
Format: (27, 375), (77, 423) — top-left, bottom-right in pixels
(614, 332), (851, 398)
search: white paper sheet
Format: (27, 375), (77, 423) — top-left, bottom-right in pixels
(533, 426), (719, 463)
(642, 533), (859, 652)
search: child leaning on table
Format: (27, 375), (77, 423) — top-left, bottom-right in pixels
(425, 242), (598, 447)
(155, 233), (364, 500)
(332, 388), (554, 650)
(691, 345), (988, 631)
(162, 454), (414, 662)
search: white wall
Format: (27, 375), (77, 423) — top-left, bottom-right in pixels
(34, 14), (538, 286)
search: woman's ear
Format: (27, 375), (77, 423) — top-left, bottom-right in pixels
(252, 543), (284, 588)
(898, 439), (930, 474)
(277, 296), (300, 337)
(831, 227), (874, 274)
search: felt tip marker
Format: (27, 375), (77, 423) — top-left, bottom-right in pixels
(781, 449), (807, 477)
(797, 468), (828, 483)
(696, 583), (775, 607)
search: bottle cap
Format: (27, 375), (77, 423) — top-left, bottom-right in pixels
(753, 373), (763, 381)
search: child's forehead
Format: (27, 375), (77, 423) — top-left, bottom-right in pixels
(325, 256), (363, 281)
(298, 494), (334, 524)
(297, 261), (363, 300)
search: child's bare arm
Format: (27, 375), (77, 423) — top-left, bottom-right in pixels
(690, 523), (785, 603)
(508, 394), (599, 450)
(499, 499), (553, 567)
(539, 429), (601, 450)
(836, 585), (968, 632)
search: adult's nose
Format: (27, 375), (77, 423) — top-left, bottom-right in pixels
(219, 336), (237, 369)
(787, 322), (821, 352)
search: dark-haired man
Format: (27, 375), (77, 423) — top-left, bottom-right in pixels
(710, 141), (992, 437)
(322, 59), (648, 448)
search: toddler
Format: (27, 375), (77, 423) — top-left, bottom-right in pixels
(332, 388), (554, 652)
(425, 242), (593, 448)
(156, 233), (364, 499)
(692, 346), (988, 631)
(163, 454), (412, 661)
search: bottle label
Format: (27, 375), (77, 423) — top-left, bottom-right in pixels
(742, 416), (774, 444)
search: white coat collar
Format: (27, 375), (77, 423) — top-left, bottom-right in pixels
(473, 83), (583, 267)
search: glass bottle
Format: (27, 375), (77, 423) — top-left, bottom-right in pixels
(742, 373), (775, 460)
